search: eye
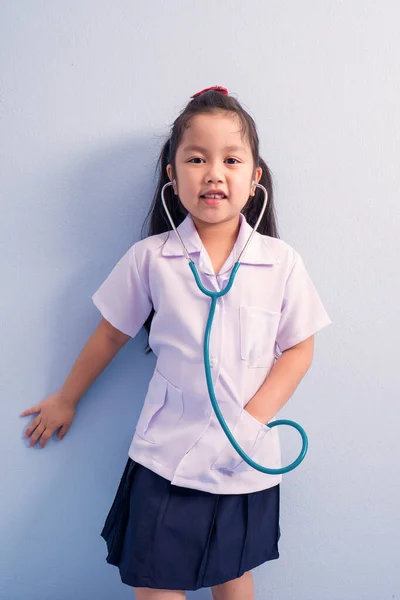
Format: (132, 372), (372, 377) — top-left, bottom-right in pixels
(187, 157), (240, 164)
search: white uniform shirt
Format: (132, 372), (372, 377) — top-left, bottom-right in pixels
(92, 212), (332, 494)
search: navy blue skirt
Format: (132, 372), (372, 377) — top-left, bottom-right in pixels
(101, 458), (281, 591)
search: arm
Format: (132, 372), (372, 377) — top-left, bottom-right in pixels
(59, 317), (131, 407)
(244, 336), (314, 425)
(21, 318), (130, 447)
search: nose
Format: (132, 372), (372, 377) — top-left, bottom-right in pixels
(205, 161), (225, 183)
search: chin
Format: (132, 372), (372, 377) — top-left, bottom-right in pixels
(194, 212), (236, 226)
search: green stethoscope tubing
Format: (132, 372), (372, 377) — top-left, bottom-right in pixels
(161, 181), (308, 474)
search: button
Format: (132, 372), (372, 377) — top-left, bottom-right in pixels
(210, 356), (218, 368)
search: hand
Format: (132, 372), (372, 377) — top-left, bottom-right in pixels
(21, 391), (76, 448)
(244, 406), (267, 426)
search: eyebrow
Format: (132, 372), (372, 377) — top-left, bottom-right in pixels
(182, 144), (247, 153)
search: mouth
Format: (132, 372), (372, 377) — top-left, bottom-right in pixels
(200, 193), (227, 206)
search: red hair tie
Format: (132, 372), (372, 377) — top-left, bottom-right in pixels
(191, 85), (229, 98)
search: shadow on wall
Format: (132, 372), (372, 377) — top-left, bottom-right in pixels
(44, 134), (164, 399)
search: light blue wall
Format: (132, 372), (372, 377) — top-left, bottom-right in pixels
(1, 2), (398, 599)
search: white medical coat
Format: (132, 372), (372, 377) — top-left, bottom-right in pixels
(92, 212), (332, 494)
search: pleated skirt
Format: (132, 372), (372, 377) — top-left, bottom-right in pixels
(101, 457), (281, 591)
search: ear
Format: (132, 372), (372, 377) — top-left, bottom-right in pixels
(166, 164), (178, 194)
(250, 167), (263, 196)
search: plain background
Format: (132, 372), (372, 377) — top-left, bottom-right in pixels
(1, 2), (398, 599)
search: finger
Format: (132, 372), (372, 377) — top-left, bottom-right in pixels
(39, 431), (53, 449)
(24, 416), (42, 438)
(57, 425), (70, 441)
(30, 423), (46, 447)
(21, 406), (40, 417)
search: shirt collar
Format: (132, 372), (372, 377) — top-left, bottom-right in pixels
(161, 212), (279, 268)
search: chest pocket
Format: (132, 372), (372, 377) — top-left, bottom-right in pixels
(240, 305), (281, 368)
(135, 369), (184, 443)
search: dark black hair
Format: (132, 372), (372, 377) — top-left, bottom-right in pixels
(140, 89), (280, 355)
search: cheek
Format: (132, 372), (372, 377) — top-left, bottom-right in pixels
(232, 178), (252, 193)
(177, 169), (194, 184)
(182, 174), (201, 195)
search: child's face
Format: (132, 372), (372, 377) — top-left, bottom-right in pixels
(167, 111), (262, 228)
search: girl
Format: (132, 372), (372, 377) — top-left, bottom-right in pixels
(21, 86), (332, 599)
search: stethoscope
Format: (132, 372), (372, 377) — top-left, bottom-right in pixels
(161, 180), (308, 474)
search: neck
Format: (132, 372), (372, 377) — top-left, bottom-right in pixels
(191, 215), (241, 247)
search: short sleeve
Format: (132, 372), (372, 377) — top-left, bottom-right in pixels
(275, 251), (332, 352)
(92, 244), (152, 338)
